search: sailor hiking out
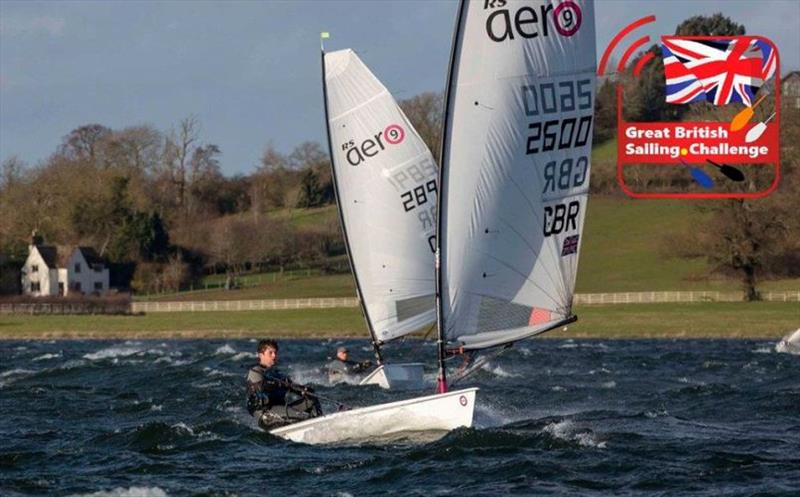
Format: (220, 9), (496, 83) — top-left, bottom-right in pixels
(326, 346), (373, 384)
(246, 339), (322, 430)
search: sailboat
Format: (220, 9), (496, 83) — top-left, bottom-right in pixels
(776, 328), (800, 355)
(319, 47), (440, 390)
(434, 0), (597, 391)
(268, 43), (478, 444)
(272, 0), (597, 443)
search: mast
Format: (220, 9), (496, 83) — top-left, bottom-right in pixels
(435, 1), (594, 357)
(320, 44), (384, 364)
(435, 0), (467, 394)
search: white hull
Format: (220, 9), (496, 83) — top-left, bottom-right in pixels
(776, 328), (800, 355)
(270, 387), (478, 445)
(359, 363), (425, 390)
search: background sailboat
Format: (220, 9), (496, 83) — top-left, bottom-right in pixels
(435, 0), (597, 390)
(322, 47), (439, 389)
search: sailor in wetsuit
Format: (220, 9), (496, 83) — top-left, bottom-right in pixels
(326, 346), (373, 384)
(246, 339), (322, 430)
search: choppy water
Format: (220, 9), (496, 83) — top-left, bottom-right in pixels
(1, 338), (798, 497)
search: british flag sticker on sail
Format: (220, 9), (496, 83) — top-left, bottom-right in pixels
(561, 235), (579, 256)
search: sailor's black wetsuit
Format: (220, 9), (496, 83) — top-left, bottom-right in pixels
(326, 358), (372, 383)
(246, 364), (322, 430)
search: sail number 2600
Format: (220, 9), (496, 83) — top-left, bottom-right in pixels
(521, 79), (593, 155)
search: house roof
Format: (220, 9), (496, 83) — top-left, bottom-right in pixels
(35, 246), (59, 268)
(33, 245), (106, 269)
(77, 247), (106, 267)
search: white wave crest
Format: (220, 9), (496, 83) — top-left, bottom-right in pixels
(84, 346), (141, 360)
(481, 363), (521, 378)
(543, 420), (607, 449)
(33, 352), (62, 361)
(0, 368), (36, 378)
(214, 344), (237, 355)
(601, 381), (617, 389)
(230, 352), (250, 362)
(65, 487), (169, 497)
(203, 367), (237, 378)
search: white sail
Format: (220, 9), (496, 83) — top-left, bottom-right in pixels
(438, 1), (597, 350)
(323, 49), (437, 343)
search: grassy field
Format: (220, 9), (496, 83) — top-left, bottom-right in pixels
(1, 302), (796, 340)
(137, 192), (797, 302)
(141, 274), (356, 302)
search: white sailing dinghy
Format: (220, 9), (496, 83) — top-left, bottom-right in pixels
(434, 0), (597, 390)
(320, 47), (440, 390)
(776, 328), (800, 355)
(267, 42), (478, 445)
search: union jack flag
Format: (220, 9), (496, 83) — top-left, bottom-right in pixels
(661, 36), (777, 106)
(561, 234), (579, 256)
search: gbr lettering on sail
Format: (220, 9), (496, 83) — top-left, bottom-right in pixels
(485, 0), (593, 239)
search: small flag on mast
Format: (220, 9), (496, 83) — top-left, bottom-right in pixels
(320, 32), (330, 39)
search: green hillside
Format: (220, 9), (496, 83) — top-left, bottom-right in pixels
(140, 138), (796, 301)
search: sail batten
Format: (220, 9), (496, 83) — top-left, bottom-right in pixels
(323, 49), (438, 344)
(438, 1), (597, 351)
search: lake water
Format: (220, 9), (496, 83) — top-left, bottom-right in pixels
(1, 338), (798, 496)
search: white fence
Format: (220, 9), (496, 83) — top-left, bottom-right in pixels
(126, 291), (800, 313)
(131, 297), (360, 313)
(574, 291), (800, 305)
(4, 292), (797, 315)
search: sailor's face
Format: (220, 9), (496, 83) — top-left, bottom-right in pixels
(337, 350), (348, 361)
(259, 347), (277, 367)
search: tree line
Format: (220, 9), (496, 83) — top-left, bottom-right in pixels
(0, 93), (443, 294)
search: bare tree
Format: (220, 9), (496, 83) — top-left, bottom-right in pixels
(163, 115), (200, 211)
(399, 92), (443, 161)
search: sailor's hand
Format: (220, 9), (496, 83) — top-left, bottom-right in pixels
(360, 360), (373, 369)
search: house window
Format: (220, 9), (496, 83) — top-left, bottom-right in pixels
(58, 282), (64, 296)
(74, 282), (82, 292)
(94, 282), (103, 291)
(75, 263), (81, 273)
(31, 282), (40, 292)
(31, 264), (39, 273)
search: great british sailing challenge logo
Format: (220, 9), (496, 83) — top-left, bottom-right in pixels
(599, 15), (781, 199)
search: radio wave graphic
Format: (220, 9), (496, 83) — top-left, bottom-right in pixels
(598, 15), (656, 76)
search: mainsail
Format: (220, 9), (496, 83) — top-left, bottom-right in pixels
(437, 0), (597, 354)
(322, 49), (438, 351)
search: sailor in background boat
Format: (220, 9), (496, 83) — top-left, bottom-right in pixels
(326, 346), (373, 384)
(246, 339), (322, 430)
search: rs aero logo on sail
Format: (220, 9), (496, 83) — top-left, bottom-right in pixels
(341, 124), (405, 166)
(484, 0), (583, 41)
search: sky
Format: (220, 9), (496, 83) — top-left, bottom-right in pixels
(2, 0), (799, 176)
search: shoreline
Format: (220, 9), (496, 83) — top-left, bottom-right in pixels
(1, 301), (796, 341)
(0, 330), (789, 340)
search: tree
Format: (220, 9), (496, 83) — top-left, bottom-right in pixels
(675, 13), (745, 36)
(60, 124), (112, 162)
(162, 115), (200, 211)
(399, 92), (443, 161)
(289, 142), (333, 207)
(296, 167), (327, 208)
(593, 79), (616, 144)
(252, 144), (290, 211)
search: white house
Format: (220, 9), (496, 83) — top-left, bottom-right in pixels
(22, 243), (110, 297)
